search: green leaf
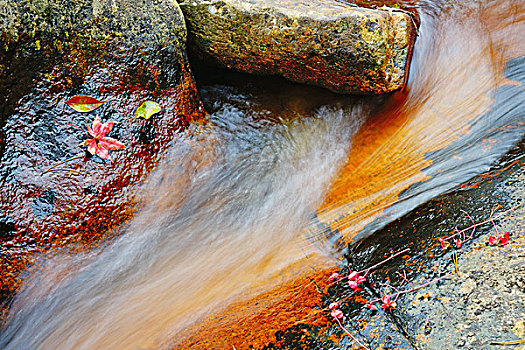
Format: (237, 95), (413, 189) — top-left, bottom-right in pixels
(135, 101), (161, 120)
(65, 95), (105, 113)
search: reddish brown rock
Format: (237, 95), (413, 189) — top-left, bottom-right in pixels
(0, 0), (205, 308)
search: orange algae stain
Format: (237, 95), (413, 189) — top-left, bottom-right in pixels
(170, 261), (336, 350)
(0, 43), (207, 313)
(314, 0), (525, 245)
(481, 159), (520, 179)
(315, 91), (433, 242)
(353, 294), (369, 305)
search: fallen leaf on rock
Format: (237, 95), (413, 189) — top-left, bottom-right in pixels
(135, 101), (161, 119)
(82, 116), (125, 161)
(65, 95), (106, 112)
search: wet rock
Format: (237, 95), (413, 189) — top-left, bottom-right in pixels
(343, 140), (525, 350)
(31, 188), (56, 217)
(398, 233), (525, 350)
(0, 0), (205, 308)
(179, 0), (417, 94)
(513, 321), (525, 338)
(0, 216), (15, 239)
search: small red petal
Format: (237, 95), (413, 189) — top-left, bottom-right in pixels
(348, 281), (359, 290)
(328, 272), (340, 282)
(455, 239), (462, 248)
(98, 121), (115, 137)
(87, 124), (96, 138)
(91, 116), (102, 136)
(329, 302), (339, 310)
(331, 309), (343, 319)
(95, 146), (110, 160)
(357, 276), (367, 284)
(348, 271), (359, 281)
(100, 137), (125, 150)
(86, 139), (97, 155)
(364, 304), (378, 311)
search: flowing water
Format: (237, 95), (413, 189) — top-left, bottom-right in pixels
(1, 0), (524, 349)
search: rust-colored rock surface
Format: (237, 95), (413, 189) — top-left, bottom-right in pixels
(179, 0), (417, 94)
(0, 0), (205, 309)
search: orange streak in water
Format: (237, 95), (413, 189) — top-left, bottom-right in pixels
(170, 257), (334, 350)
(315, 0), (524, 244)
(165, 2), (525, 348)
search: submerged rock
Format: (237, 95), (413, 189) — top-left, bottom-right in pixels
(0, 0), (205, 309)
(179, 0), (417, 94)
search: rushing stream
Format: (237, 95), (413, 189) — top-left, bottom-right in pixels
(1, 0), (524, 349)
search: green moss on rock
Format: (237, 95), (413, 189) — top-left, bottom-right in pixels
(180, 0), (417, 94)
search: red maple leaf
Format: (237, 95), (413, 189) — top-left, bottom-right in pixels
(82, 116), (125, 161)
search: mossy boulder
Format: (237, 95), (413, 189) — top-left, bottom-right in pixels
(0, 0), (205, 311)
(179, 0), (417, 94)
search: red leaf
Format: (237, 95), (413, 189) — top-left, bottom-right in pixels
(66, 95), (105, 113)
(100, 137), (125, 151)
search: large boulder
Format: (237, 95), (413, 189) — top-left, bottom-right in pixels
(179, 0), (417, 94)
(0, 0), (205, 310)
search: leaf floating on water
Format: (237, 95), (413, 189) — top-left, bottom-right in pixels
(65, 95), (106, 113)
(134, 101), (161, 120)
